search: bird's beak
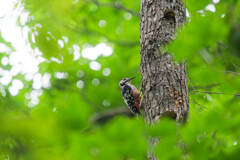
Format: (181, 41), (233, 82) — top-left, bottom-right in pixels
(125, 76), (136, 83)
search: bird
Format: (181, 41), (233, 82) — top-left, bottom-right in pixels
(119, 77), (141, 114)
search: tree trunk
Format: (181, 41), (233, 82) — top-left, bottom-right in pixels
(140, 0), (188, 123)
(140, 0), (189, 158)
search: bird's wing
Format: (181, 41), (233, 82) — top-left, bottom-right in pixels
(122, 85), (139, 113)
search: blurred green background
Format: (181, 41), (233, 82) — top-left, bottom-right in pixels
(0, 0), (240, 159)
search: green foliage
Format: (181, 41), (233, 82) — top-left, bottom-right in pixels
(0, 0), (240, 159)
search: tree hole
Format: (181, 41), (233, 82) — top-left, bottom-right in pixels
(163, 10), (176, 24)
(161, 111), (177, 120)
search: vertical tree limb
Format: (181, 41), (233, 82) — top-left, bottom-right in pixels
(140, 0), (189, 158)
(140, 0), (188, 123)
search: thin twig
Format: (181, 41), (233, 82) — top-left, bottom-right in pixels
(191, 90), (240, 96)
(80, 90), (100, 111)
(189, 83), (220, 91)
(191, 98), (207, 110)
(66, 24), (139, 47)
(89, 0), (140, 17)
(221, 70), (240, 76)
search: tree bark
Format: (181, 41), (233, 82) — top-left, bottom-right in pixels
(140, 0), (189, 158)
(140, 0), (188, 123)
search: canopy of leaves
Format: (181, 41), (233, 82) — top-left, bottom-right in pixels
(0, 0), (240, 159)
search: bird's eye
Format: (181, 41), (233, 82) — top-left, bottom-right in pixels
(119, 78), (128, 87)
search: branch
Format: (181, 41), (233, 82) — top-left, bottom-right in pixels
(66, 24), (139, 47)
(221, 70), (240, 76)
(191, 98), (207, 110)
(189, 83), (220, 91)
(191, 90), (240, 96)
(90, 107), (134, 124)
(88, 0), (140, 18)
(80, 90), (101, 112)
(67, 86), (101, 112)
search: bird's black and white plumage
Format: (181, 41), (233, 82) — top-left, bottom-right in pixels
(119, 77), (141, 114)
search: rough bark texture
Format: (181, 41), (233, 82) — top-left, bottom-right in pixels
(140, 0), (188, 159)
(140, 0), (188, 124)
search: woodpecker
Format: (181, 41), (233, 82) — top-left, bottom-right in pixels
(119, 77), (141, 114)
